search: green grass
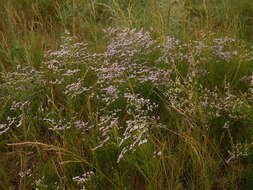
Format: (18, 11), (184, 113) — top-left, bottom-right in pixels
(1, 0), (253, 189)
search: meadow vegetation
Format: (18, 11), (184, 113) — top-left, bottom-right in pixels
(1, 0), (253, 189)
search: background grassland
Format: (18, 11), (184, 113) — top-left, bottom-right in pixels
(1, 0), (253, 190)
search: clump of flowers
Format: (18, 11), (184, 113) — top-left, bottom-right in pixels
(73, 171), (95, 185)
(226, 142), (252, 163)
(0, 27), (253, 168)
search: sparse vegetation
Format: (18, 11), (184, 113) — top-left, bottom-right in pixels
(1, 0), (253, 189)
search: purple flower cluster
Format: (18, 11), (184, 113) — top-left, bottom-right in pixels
(0, 27), (252, 165)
